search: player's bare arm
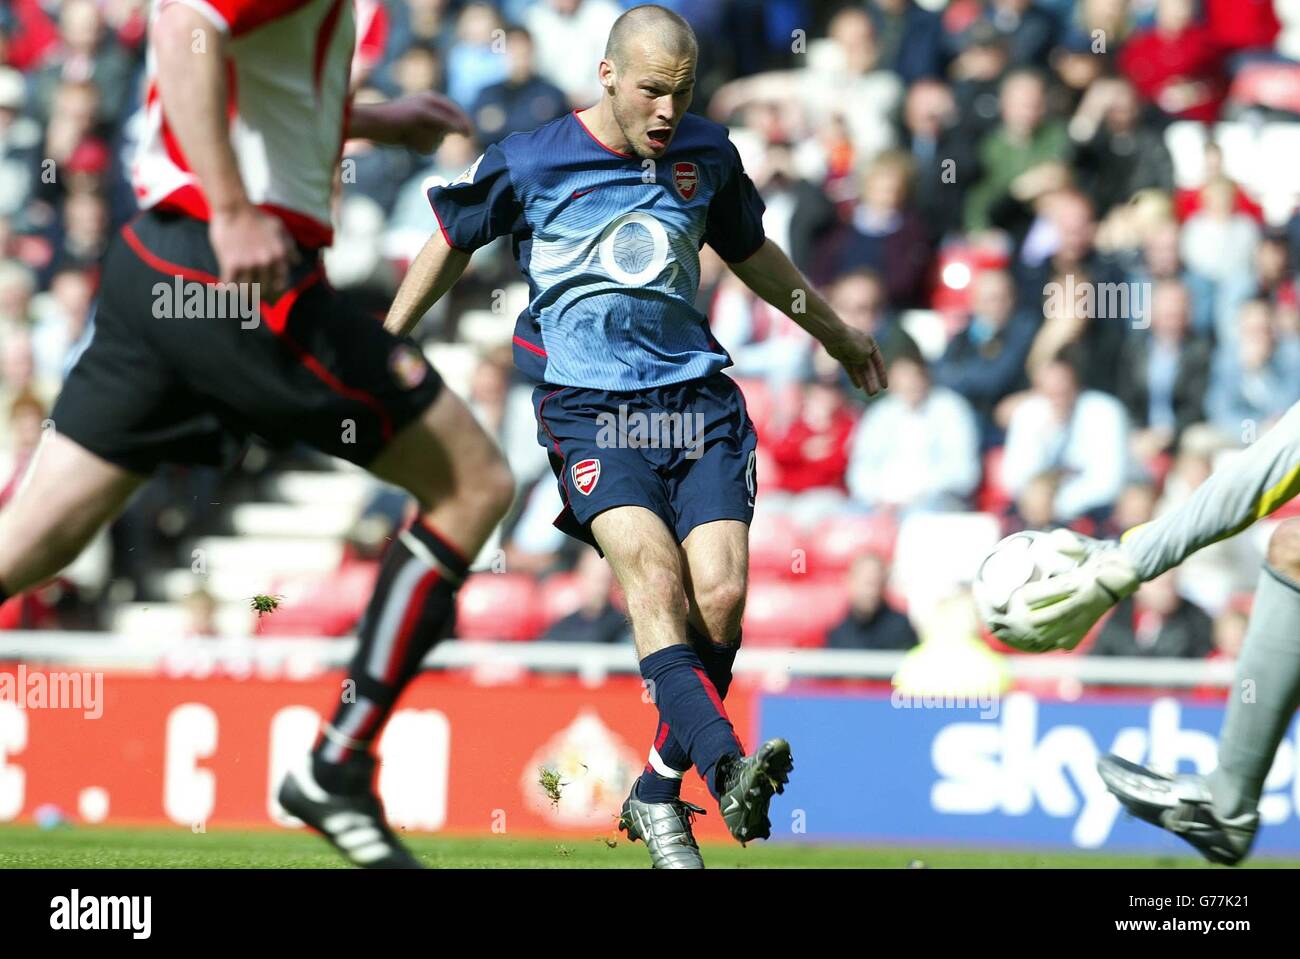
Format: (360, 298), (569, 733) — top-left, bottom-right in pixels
(383, 228), (471, 338)
(727, 238), (888, 396)
(347, 93), (472, 154)
(152, 4), (298, 298)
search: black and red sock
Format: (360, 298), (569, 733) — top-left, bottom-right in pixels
(312, 519), (469, 793)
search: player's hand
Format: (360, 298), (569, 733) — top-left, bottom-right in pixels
(368, 92), (472, 154)
(209, 205), (300, 302)
(825, 326), (888, 396)
(1019, 534), (1140, 651)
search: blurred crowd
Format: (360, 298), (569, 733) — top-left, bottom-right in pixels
(1, 0), (1298, 664)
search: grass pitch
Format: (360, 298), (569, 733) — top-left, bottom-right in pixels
(3, 824), (1300, 868)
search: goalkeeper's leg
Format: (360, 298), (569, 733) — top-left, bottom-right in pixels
(1206, 522), (1300, 824)
(1098, 527), (1300, 864)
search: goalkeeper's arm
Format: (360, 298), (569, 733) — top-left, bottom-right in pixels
(1018, 402), (1300, 650)
(1120, 402), (1300, 581)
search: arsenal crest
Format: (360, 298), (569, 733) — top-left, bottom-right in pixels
(571, 458), (601, 495)
(673, 161), (698, 201)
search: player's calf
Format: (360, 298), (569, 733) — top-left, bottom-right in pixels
(310, 389), (511, 794)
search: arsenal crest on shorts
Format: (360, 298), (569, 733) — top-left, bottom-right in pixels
(673, 162), (698, 201)
(571, 457), (601, 495)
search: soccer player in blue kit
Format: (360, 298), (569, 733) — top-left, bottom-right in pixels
(385, 4), (887, 868)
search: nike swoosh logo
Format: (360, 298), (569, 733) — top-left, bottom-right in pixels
(571, 187), (598, 200)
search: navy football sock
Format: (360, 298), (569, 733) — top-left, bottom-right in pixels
(639, 644), (742, 800)
(636, 720), (687, 803)
(692, 626), (739, 699)
(312, 519), (469, 793)
(637, 626), (739, 802)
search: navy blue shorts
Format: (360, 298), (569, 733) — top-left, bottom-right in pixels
(533, 372), (759, 549)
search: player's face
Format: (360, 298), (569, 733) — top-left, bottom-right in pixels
(610, 45), (695, 159)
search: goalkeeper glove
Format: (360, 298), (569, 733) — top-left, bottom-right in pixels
(1019, 533), (1141, 651)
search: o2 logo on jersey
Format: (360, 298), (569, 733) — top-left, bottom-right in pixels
(673, 162), (698, 201)
(571, 458), (601, 496)
(596, 212), (672, 286)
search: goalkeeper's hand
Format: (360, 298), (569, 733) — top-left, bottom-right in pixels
(1019, 533), (1141, 651)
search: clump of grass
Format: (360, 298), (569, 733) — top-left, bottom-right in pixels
(250, 594), (284, 618)
(538, 767), (564, 807)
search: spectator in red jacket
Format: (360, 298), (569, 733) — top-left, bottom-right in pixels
(771, 378), (858, 495)
(1118, 0), (1228, 124)
(763, 377), (860, 528)
(1203, 0), (1280, 56)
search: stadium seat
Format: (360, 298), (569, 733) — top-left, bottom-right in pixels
(730, 376), (771, 436)
(456, 573), (543, 642)
(258, 561), (379, 637)
(537, 572), (585, 628)
(891, 511), (1002, 614)
(807, 513), (898, 575)
(929, 243), (1011, 315)
(899, 309), (949, 363)
(744, 577), (848, 648)
(1229, 62), (1300, 117)
(974, 447), (1009, 514)
(747, 510), (803, 578)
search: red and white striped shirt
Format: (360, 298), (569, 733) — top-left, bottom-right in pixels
(132, 0), (356, 248)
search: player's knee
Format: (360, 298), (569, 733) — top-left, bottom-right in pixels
(693, 577), (746, 645)
(1267, 519), (1300, 582)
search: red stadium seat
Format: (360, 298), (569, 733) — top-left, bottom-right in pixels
(537, 572), (584, 628)
(730, 376), (772, 438)
(1228, 62), (1300, 116)
(747, 510), (803, 578)
(259, 560), (379, 636)
(975, 446), (1008, 514)
(930, 243), (1012, 315)
(743, 577), (849, 648)
(807, 513), (898, 575)
(456, 573), (543, 642)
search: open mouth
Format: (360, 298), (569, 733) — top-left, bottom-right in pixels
(646, 128), (672, 149)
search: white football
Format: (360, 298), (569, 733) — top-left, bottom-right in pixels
(972, 529), (1085, 652)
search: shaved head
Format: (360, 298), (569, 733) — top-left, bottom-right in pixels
(587, 3), (697, 158)
(605, 4), (697, 69)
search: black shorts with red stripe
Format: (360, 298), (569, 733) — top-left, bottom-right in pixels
(52, 210), (443, 474)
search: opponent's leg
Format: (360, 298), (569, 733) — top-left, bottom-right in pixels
(308, 387), (512, 783)
(637, 520), (748, 804)
(280, 388), (513, 868)
(0, 431), (144, 600)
